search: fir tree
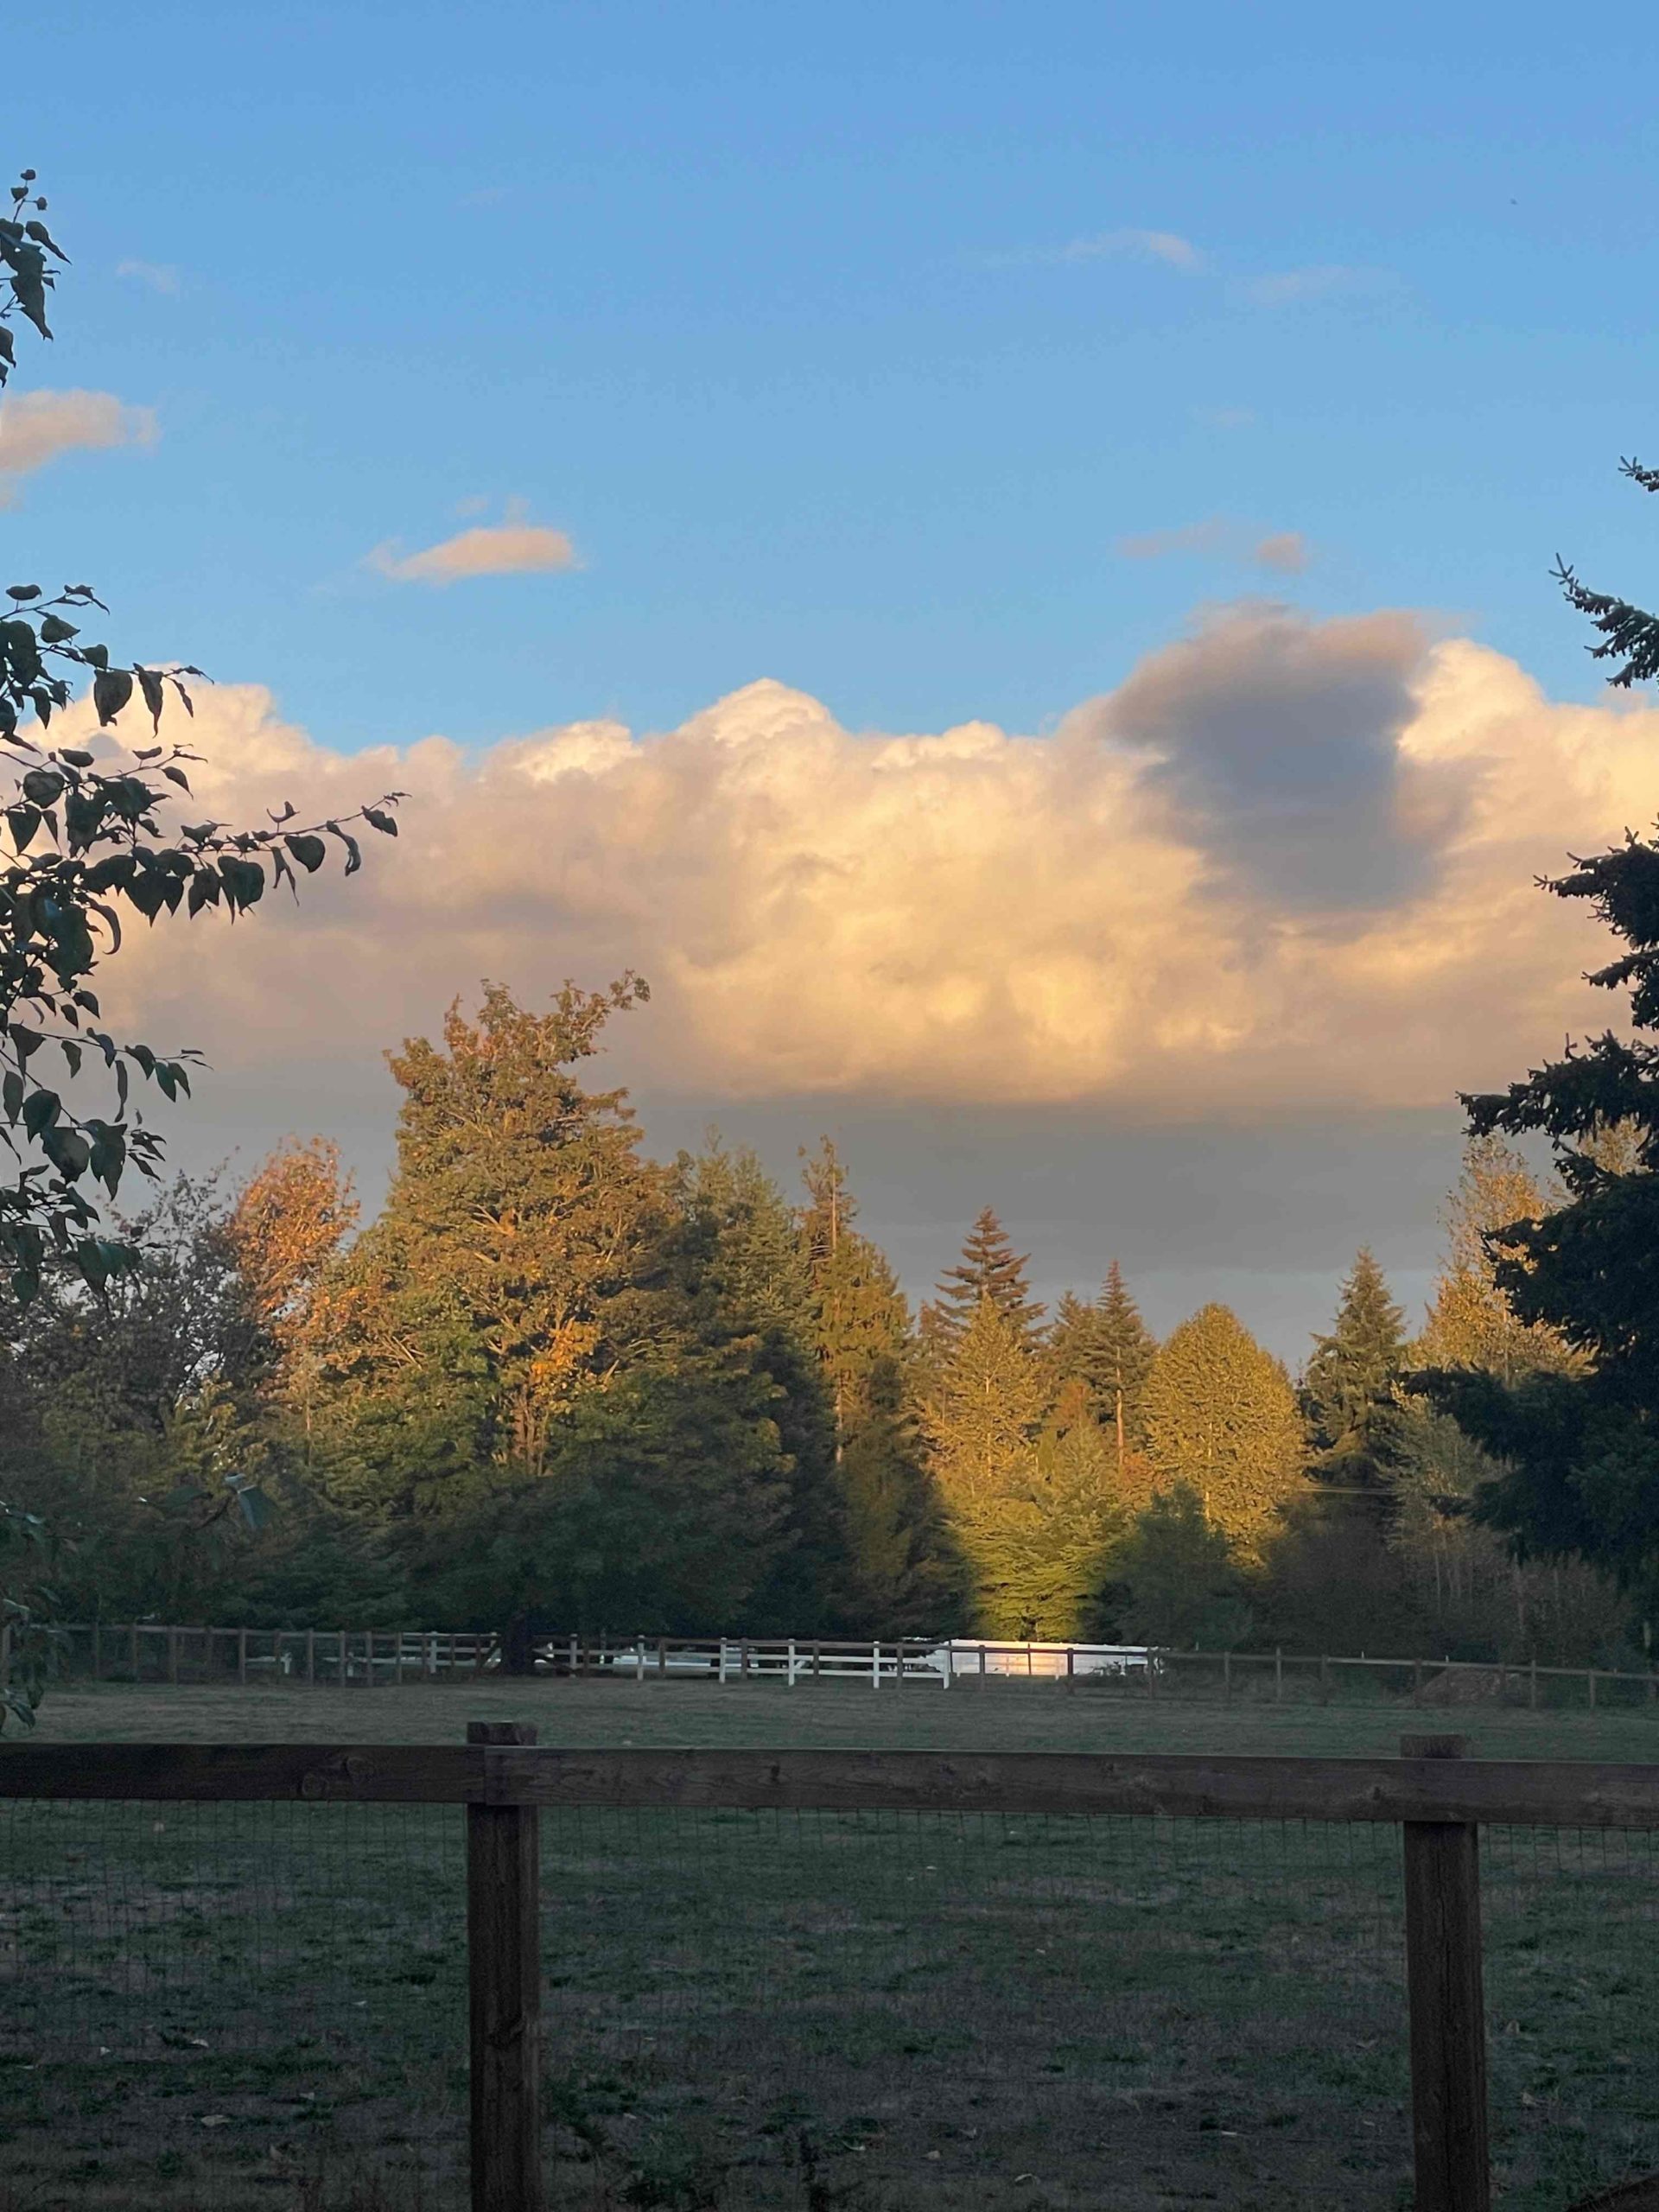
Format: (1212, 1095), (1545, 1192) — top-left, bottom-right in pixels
(1044, 1263), (1156, 1478)
(1141, 1305), (1306, 1555)
(1421, 731), (1659, 1593)
(1109, 1485), (1252, 1649)
(310, 978), (668, 1512)
(1093, 1262), (1157, 1474)
(926, 1206), (1045, 1351)
(923, 1296), (1047, 1630)
(1553, 456), (1659, 688)
(838, 1356), (972, 1634)
(797, 1138), (912, 1435)
(1302, 1249), (1406, 1485)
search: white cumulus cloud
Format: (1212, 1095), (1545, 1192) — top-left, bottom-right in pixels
(77, 609), (1659, 1135)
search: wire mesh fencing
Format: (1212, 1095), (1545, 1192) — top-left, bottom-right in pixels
(0, 1798), (468, 2210)
(3, 1769), (1659, 2209)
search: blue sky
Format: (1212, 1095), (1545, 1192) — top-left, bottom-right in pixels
(15, 1), (1659, 751)
(11, 3), (1659, 1359)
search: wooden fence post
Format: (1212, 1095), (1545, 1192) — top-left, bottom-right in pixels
(237, 1627), (248, 1687)
(1400, 1733), (1491, 2212)
(1274, 1647), (1284, 1703)
(467, 1721), (544, 2212)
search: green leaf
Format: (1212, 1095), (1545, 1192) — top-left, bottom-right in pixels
(39, 616), (79, 645)
(22, 1089), (60, 1140)
(19, 766), (62, 807)
(1, 1071), (21, 1123)
(364, 806), (398, 836)
(92, 669), (134, 725)
(137, 668), (165, 729)
(5, 804), (41, 850)
(283, 832), (327, 872)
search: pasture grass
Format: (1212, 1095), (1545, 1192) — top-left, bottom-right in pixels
(4, 1676), (1659, 2209)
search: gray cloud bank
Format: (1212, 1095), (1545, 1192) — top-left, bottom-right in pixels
(50, 601), (1659, 1351)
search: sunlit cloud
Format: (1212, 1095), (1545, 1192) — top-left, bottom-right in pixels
(370, 513), (580, 584)
(82, 609), (1659, 1131)
(1116, 518), (1230, 561)
(1116, 519), (1310, 574)
(1251, 531), (1310, 575)
(0, 388), (158, 481)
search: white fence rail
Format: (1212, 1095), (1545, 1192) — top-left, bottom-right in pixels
(41, 1625), (1659, 1709)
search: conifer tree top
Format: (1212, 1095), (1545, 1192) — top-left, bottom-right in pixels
(932, 1205), (1045, 1343)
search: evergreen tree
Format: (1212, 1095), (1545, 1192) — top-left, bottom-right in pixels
(1108, 1485), (1251, 1650)
(798, 1138), (912, 1434)
(1418, 1135), (1579, 1382)
(1023, 1379), (1128, 1637)
(1093, 1262), (1157, 1474)
(923, 1295), (1048, 1631)
(1420, 787), (1659, 1599)
(925, 1206), (1045, 1351)
(837, 1356), (972, 1634)
(1141, 1305), (1306, 1554)
(677, 1135), (812, 1343)
(671, 1135), (855, 1631)
(1553, 456), (1659, 688)
(310, 978), (667, 1515)
(1303, 1249), (1407, 1484)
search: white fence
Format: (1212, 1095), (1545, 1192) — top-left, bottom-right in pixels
(53, 1625), (1149, 1689)
(48, 1625), (1659, 1709)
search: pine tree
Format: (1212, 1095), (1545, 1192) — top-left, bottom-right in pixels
(1303, 1249), (1406, 1484)
(1141, 1305), (1306, 1554)
(926, 1206), (1045, 1351)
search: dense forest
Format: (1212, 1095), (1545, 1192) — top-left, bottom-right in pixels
(0, 976), (1643, 1669)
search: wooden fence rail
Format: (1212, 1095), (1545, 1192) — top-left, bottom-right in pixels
(3, 1730), (1658, 2208)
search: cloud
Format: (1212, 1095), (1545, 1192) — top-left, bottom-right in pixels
(1194, 406), (1255, 430)
(370, 516), (579, 584)
(1245, 264), (1397, 307)
(1116, 518), (1230, 561)
(116, 258), (180, 296)
(986, 227), (1204, 273)
(1116, 519), (1310, 573)
(83, 613), (1659, 1130)
(1251, 531), (1309, 575)
(0, 389), (158, 480)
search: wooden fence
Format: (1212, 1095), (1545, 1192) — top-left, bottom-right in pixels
(5, 1728), (1659, 2210)
(48, 1621), (1659, 1708)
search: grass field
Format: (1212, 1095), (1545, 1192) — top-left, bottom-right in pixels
(5, 1677), (1659, 2211)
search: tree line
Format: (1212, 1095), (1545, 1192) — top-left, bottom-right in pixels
(0, 974), (1646, 1669)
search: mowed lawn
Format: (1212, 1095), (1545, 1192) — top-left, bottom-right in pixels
(5, 1678), (1659, 2211)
